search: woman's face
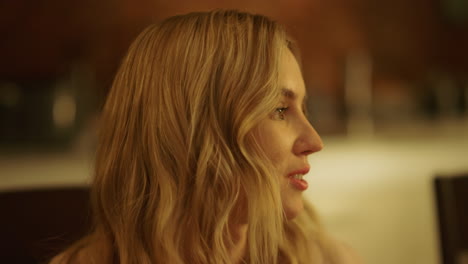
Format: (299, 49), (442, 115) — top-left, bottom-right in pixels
(256, 48), (323, 219)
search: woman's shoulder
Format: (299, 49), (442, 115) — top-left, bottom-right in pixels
(333, 241), (365, 264)
(48, 240), (98, 264)
(49, 249), (95, 264)
(49, 252), (69, 264)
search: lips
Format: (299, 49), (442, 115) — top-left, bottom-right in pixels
(287, 167), (310, 191)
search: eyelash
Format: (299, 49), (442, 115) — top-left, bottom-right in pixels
(274, 107), (288, 120)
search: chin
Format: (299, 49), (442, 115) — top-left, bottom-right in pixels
(282, 196), (304, 220)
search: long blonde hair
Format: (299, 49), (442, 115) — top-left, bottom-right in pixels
(52, 10), (340, 264)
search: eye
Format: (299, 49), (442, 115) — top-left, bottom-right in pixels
(273, 107), (288, 120)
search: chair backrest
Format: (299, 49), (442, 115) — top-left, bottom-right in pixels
(434, 173), (468, 264)
(0, 187), (91, 264)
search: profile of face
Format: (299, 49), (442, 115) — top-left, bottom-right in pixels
(255, 48), (323, 220)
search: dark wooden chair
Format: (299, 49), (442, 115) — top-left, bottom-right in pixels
(0, 187), (91, 264)
(434, 173), (468, 264)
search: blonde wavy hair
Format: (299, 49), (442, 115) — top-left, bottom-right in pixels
(51, 10), (346, 264)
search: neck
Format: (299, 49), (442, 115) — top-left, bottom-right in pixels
(229, 223), (248, 264)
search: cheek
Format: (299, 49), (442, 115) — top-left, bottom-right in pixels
(259, 135), (285, 165)
(254, 120), (293, 169)
(271, 152), (288, 171)
(260, 139), (291, 181)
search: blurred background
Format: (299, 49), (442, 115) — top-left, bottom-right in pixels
(1, 0), (468, 263)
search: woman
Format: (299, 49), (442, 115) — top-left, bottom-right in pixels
(51, 9), (361, 264)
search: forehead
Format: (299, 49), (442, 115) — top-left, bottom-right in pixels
(278, 49), (306, 100)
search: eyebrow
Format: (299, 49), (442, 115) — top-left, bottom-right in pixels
(281, 88), (307, 103)
(281, 87), (308, 115)
(281, 88), (295, 99)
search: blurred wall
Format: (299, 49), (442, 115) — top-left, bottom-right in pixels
(1, 1), (468, 264)
(2, 0), (467, 134)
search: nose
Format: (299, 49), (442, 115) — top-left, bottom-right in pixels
(293, 118), (324, 156)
